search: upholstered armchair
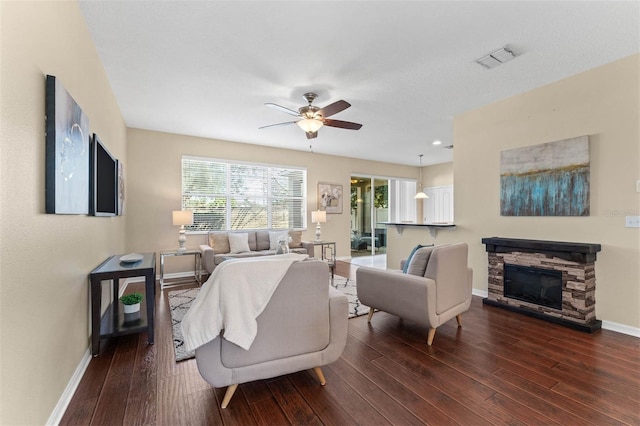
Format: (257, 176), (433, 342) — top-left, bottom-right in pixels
(193, 259), (348, 408)
(356, 243), (473, 345)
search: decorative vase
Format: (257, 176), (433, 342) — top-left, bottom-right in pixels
(275, 235), (290, 255)
(123, 303), (140, 314)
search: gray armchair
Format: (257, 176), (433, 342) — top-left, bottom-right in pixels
(193, 259), (348, 408)
(356, 243), (473, 345)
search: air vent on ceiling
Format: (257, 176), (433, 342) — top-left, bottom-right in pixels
(444, 145), (454, 149)
(475, 46), (516, 69)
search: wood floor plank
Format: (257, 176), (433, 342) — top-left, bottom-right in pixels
(90, 335), (138, 425)
(288, 370), (358, 426)
(63, 275), (640, 426)
(123, 333), (158, 425)
(248, 395), (290, 426)
(214, 386), (257, 426)
(551, 380), (640, 425)
(267, 376), (323, 425)
(322, 363), (393, 426)
(492, 368), (622, 426)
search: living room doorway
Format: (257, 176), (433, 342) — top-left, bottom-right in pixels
(350, 176), (388, 258)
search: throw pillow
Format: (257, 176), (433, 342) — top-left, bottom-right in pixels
(406, 246), (435, 276)
(269, 231), (289, 250)
(209, 232), (230, 254)
(288, 230), (302, 248)
(228, 233), (250, 254)
(402, 244), (425, 273)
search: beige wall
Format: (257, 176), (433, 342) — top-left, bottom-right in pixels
(423, 161), (453, 187)
(388, 54), (640, 330)
(126, 128), (419, 274)
(0, 2), (126, 424)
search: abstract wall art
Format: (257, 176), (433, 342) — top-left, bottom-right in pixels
(500, 136), (590, 216)
(45, 75), (90, 214)
(318, 182), (343, 214)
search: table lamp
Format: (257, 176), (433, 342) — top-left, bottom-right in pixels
(311, 210), (326, 241)
(172, 210), (194, 252)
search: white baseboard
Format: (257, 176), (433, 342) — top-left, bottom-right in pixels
(472, 288), (488, 298)
(46, 348), (92, 426)
(601, 320), (640, 337)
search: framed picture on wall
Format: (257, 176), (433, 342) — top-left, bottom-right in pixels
(318, 182), (343, 214)
(45, 75), (90, 214)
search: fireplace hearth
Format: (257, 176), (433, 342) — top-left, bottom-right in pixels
(482, 237), (602, 332)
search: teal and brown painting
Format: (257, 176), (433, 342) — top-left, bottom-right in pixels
(501, 136), (589, 216)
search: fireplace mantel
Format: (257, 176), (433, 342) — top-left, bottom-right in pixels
(481, 236), (602, 332)
(482, 237), (601, 263)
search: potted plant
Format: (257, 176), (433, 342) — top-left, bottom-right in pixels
(120, 292), (143, 314)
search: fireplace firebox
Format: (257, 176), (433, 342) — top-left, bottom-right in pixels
(504, 264), (562, 310)
(481, 237), (601, 332)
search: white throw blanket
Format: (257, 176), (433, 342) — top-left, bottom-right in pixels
(181, 253), (308, 351)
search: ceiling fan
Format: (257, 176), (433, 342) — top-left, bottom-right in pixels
(259, 92), (363, 139)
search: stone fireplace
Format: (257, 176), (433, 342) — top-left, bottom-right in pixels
(481, 237), (602, 332)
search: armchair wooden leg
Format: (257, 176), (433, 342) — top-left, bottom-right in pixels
(313, 367), (327, 386)
(221, 384), (238, 409)
(456, 314), (462, 327)
(427, 327), (437, 345)
(367, 309), (375, 322)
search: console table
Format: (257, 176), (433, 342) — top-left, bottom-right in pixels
(89, 252), (156, 356)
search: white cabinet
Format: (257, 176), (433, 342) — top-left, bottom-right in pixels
(423, 185), (454, 223)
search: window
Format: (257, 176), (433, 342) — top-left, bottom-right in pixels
(182, 156), (306, 231)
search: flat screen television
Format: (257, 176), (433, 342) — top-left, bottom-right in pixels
(90, 134), (117, 216)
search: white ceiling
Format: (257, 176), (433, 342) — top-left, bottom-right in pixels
(78, 1), (639, 166)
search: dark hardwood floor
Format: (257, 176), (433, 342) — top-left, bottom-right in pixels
(62, 261), (640, 425)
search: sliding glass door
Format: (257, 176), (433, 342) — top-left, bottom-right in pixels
(350, 176), (388, 257)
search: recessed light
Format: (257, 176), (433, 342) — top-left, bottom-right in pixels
(433, 140), (442, 146)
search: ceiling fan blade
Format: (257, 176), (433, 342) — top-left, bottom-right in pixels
(323, 119), (362, 130)
(306, 131), (318, 139)
(319, 100), (351, 118)
(259, 121), (298, 129)
(265, 103), (301, 117)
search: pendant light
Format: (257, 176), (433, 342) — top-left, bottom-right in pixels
(414, 154), (428, 199)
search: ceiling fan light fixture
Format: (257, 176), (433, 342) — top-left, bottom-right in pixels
(297, 118), (323, 133)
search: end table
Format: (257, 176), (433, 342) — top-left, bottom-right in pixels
(160, 249), (203, 289)
(312, 241), (336, 278)
(89, 253), (156, 356)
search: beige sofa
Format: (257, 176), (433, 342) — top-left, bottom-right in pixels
(199, 229), (315, 274)
(194, 259), (348, 408)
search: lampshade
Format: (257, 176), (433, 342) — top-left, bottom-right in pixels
(297, 118), (324, 133)
(414, 154), (429, 199)
(311, 210), (326, 224)
(172, 210), (193, 226)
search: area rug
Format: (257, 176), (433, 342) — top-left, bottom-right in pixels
(168, 276), (369, 362)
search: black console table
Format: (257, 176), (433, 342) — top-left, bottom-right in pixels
(89, 252), (156, 356)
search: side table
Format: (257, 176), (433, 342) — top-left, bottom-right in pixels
(312, 241), (336, 278)
(160, 249), (202, 289)
(89, 252), (156, 356)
